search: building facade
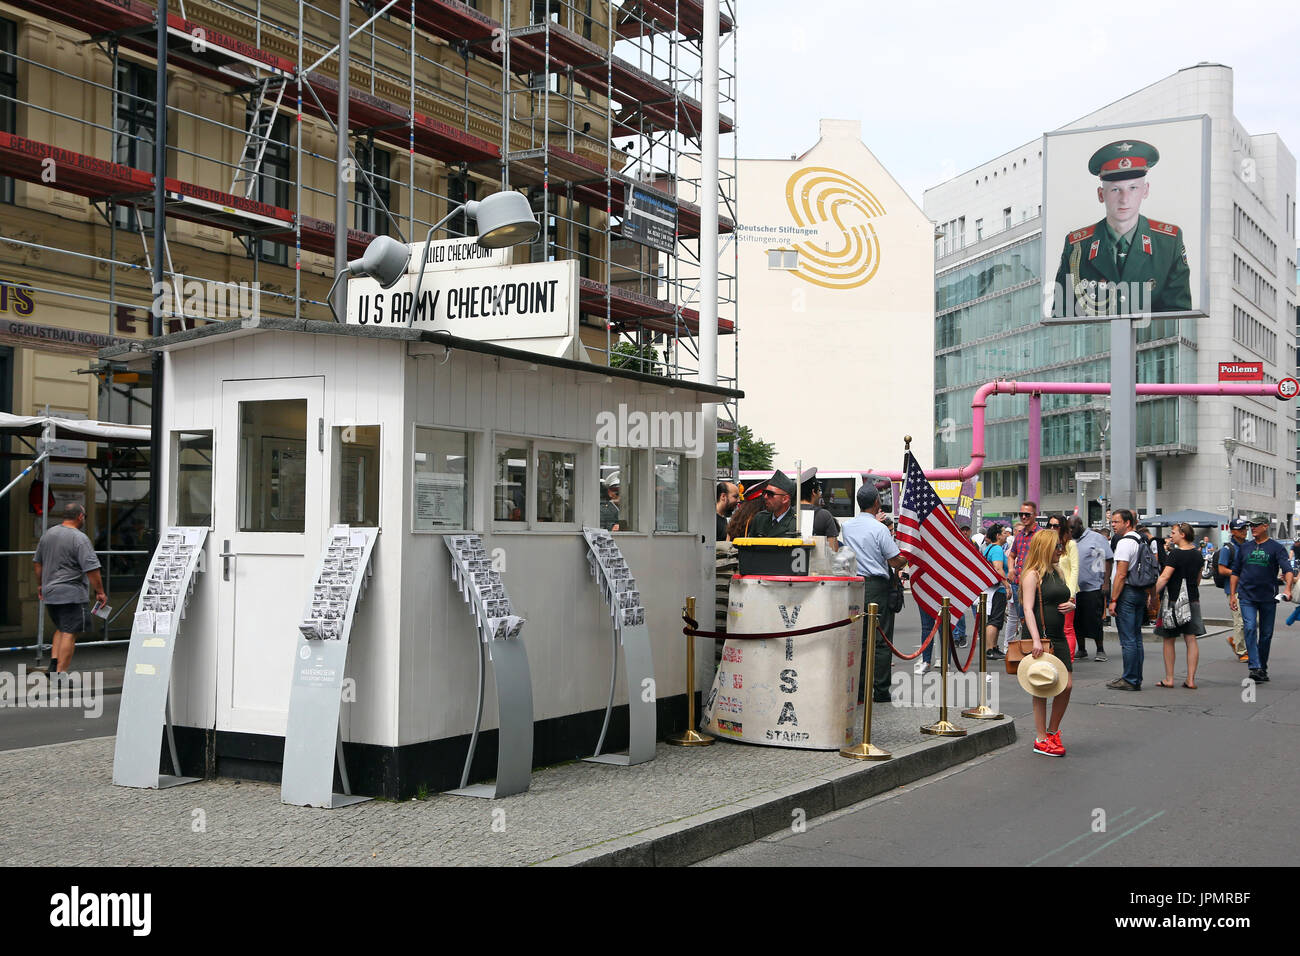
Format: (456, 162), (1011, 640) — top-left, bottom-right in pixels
(727, 118), (935, 475)
(925, 64), (1297, 530)
(0, 0), (736, 637)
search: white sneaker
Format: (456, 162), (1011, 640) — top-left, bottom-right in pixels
(914, 661), (932, 675)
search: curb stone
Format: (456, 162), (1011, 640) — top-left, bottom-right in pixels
(536, 719), (1018, 866)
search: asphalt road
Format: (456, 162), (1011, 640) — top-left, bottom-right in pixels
(700, 592), (1299, 867)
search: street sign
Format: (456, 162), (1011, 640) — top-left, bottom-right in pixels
(1075, 471), (1101, 482)
(1219, 361), (1263, 382)
(1279, 378), (1299, 400)
(623, 183), (677, 253)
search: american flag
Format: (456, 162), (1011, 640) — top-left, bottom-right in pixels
(896, 451), (1000, 622)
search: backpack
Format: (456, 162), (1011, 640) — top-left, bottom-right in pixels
(1123, 532), (1159, 587)
(1212, 542), (1235, 589)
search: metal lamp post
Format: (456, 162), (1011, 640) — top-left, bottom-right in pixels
(1223, 437), (1239, 520)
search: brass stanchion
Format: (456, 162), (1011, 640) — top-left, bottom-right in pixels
(921, 596), (966, 736)
(963, 591), (1004, 720)
(841, 602), (891, 760)
(668, 595), (714, 746)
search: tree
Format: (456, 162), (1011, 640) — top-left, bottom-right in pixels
(609, 341), (662, 376)
(718, 424), (776, 473)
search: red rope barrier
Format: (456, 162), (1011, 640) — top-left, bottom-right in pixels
(681, 611), (862, 641)
(948, 627), (980, 673)
(875, 619), (939, 661)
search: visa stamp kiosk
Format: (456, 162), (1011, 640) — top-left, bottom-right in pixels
(102, 287), (738, 799)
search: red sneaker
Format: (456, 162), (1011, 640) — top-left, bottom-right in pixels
(1048, 731), (1065, 755)
(1033, 737), (1063, 757)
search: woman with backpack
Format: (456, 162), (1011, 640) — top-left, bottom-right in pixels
(1152, 522), (1206, 688)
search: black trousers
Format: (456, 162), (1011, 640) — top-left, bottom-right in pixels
(860, 576), (895, 698)
(1074, 588), (1105, 650)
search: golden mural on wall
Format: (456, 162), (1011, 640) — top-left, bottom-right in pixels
(784, 166), (885, 290)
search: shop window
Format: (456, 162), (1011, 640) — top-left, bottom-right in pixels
(249, 110), (290, 266)
(238, 399), (306, 533)
(0, 18), (16, 205)
(335, 425), (380, 526)
(172, 431), (213, 527)
(413, 426), (471, 532)
(113, 62), (156, 232)
(354, 141), (392, 237)
(599, 446), (638, 531)
(654, 451), (688, 532)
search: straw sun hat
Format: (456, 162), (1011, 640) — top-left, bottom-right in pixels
(1017, 652), (1069, 698)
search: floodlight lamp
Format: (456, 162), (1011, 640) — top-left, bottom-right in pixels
(469, 191), (539, 249)
(348, 235), (411, 289)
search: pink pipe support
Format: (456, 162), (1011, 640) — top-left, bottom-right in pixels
(874, 380), (1285, 481)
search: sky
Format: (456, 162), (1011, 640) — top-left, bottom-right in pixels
(732, 0), (1300, 209)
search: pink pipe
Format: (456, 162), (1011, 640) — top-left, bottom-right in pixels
(873, 380), (1285, 481)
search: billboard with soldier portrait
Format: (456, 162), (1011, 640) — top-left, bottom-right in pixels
(1041, 115), (1210, 323)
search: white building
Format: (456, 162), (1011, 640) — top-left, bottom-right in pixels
(925, 64), (1297, 529)
(723, 119), (935, 475)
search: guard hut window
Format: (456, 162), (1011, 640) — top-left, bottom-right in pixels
(172, 431), (213, 527)
(238, 399), (307, 533)
(494, 439), (530, 524)
(413, 426), (471, 532)
(536, 444), (577, 526)
(598, 446), (638, 532)
(335, 425), (380, 526)
(654, 451), (688, 532)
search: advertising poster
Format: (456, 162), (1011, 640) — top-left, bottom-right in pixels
(1041, 115), (1210, 323)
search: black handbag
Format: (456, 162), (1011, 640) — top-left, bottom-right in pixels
(887, 567), (905, 613)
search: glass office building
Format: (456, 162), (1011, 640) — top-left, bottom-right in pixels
(925, 65), (1296, 529)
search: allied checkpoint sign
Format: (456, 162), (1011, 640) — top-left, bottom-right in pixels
(1041, 115), (1210, 323)
(345, 242), (580, 350)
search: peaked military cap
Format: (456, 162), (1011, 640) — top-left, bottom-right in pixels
(765, 469), (796, 497)
(1089, 139), (1159, 181)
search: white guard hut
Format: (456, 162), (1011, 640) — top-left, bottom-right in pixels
(101, 308), (736, 798)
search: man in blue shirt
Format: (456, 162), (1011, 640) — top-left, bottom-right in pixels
(1229, 515), (1294, 682)
(839, 484), (907, 704)
(1217, 518), (1250, 660)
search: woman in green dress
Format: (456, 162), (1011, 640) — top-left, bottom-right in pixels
(1021, 529), (1076, 757)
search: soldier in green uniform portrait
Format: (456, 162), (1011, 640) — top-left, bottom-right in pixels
(1052, 139), (1192, 318)
(748, 469), (800, 538)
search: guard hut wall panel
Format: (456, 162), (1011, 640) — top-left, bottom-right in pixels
(112, 320), (733, 797)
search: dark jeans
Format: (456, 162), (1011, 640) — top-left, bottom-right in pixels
(861, 576), (895, 699)
(920, 609), (966, 664)
(1239, 598), (1276, 671)
(1115, 586), (1146, 687)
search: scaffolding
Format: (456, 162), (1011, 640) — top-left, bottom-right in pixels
(0, 0), (739, 419)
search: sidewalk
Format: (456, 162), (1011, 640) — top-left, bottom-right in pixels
(0, 643), (127, 704)
(0, 686), (1018, 867)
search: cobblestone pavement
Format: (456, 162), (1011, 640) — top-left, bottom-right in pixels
(0, 687), (1020, 866)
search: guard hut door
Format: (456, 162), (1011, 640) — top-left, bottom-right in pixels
(215, 377), (325, 736)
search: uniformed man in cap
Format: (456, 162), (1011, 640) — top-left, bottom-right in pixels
(1052, 139), (1192, 318)
(748, 469), (800, 538)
